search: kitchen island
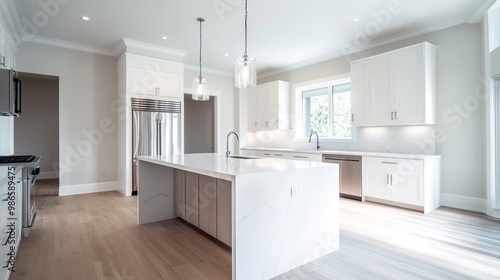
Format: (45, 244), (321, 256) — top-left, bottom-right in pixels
(137, 153), (339, 280)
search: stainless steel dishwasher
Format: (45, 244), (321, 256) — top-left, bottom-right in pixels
(323, 155), (362, 201)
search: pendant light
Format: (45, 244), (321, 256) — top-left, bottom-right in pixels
(235, 0), (256, 88)
(192, 18), (209, 101)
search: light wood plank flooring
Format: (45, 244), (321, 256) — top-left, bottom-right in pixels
(10, 180), (500, 280)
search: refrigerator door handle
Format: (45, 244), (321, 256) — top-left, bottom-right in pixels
(157, 118), (162, 155)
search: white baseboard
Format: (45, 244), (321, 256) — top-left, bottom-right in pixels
(59, 181), (118, 196)
(441, 193), (487, 214)
(38, 171), (59, 180)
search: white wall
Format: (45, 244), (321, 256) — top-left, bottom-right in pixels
(183, 69), (236, 154)
(251, 23), (486, 201)
(17, 42), (118, 190)
(14, 75), (59, 178)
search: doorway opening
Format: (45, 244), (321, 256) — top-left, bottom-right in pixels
(15, 72), (60, 196)
(184, 94), (216, 154)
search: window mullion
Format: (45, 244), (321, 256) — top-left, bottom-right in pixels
(329, 85), (334, 139)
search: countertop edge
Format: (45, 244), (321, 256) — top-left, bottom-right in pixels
(138, 157), (236, 181)
(240, 147), (441, 160)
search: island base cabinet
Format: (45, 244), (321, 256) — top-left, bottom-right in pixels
(216, 179), (232, 247)
(174, 170), (232, 247)
(198, 175), (217, 237)
(185, 171), (199, 227)
(174, 169), (186, 219)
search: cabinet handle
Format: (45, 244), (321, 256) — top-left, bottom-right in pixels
(390, 174), (393, 185)
(382, 162), (397, 165)
(395, 111), (398, 120)
(391, 112), (394, 120)
(351, 114), (354, 122)
(254, 122), (257, 128)
(266, 121), (268, 127)
(386, 174), (389, 185)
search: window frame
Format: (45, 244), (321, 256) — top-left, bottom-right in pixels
(294, 73), (355, 142)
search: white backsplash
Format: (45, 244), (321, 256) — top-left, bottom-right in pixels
(241, 126), (436, 155)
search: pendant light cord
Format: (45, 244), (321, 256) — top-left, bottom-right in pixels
(244, 0), (248, 57)
(199, 18), (203, 79)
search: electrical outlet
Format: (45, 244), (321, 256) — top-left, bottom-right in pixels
(291, 187), (302, 197)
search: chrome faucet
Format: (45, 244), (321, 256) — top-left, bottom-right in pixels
(309, 132), (320, 150)
(226, 131), (240, 157)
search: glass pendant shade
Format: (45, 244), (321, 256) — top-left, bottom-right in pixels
(192, 77), (209, 101)
(235, 55), (257, 88)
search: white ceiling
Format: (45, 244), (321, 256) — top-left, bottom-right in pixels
(7, 0), (496, 76)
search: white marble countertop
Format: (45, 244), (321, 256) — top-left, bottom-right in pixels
(240, 147), (441, 160)
(139, 153), (332, 180)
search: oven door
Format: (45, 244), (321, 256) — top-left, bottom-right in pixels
(23, 166), (39, 229)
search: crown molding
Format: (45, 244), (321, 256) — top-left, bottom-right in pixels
(184, 63), (232, 77)
(22, 35), (116, 56)
(259, 16), (468, 78)
(0, 0), (23, 47)
(119, 38), (186, 58)
(465, 0), (497, 23)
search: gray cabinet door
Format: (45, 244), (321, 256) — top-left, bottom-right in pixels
(217, 179), (232, 247)
(185, 171), (198, 226)
(198, 175), (217, 237)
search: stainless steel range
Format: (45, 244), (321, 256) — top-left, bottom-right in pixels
(22, 158), (40, 237)
(0, 155), (41, 237)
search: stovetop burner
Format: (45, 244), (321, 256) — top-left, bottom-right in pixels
(0, 155), (36, 163)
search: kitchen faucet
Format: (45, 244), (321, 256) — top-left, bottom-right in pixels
(309, 132), (320, 150)
(226, 131), (240, 157)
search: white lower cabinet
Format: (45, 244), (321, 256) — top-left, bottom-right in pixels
(362, 156), (440, 213)
(240, 149), (322, 162)
(285, 152), (322, 162)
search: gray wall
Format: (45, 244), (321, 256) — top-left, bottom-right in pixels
(184, 94), (215, 154)
(14, 75), (59, 178)
(255, 23), (486, 200)
(17, 43), (118, 187)
(183, 69), (236, 154)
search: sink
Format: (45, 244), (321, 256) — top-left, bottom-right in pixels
(228, 155), (259, 160)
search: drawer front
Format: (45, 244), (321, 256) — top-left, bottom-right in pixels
(286, 153), (322, 162)
(363, 157), (423, 174)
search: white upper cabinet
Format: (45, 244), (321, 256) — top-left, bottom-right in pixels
(351, 42), (437, 126)
(248, 80), (290, 131)
(0, 31), (15, 70)
(126, 54), (183, 100)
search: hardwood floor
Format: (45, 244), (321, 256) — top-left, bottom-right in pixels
(10, 182), (500, 280)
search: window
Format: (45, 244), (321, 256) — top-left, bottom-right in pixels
(295, 76), (353, 141)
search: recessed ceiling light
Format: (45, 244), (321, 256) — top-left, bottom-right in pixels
(161, 36), (168, 40)
(224, 53), (229, 57)
(81, 16), (90, 21)
(353, 18), (360, 22)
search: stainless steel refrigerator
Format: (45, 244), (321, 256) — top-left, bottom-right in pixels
(132, 98), (181, 195)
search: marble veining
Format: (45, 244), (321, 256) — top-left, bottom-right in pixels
(143, 193), (173, 204)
